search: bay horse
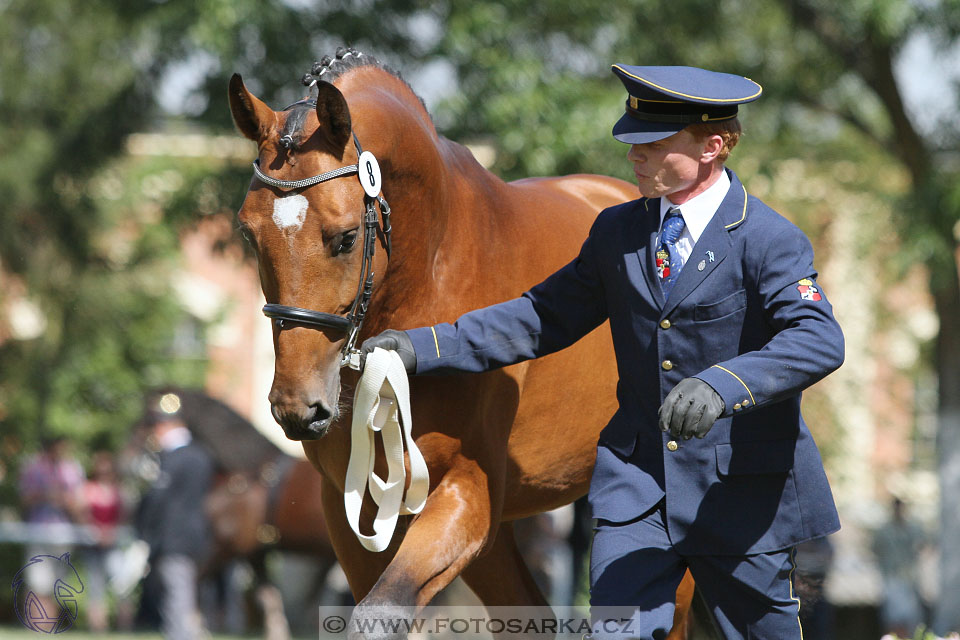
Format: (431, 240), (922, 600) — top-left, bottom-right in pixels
(204, 457), (341, 638)
(229, 49), (695, 637)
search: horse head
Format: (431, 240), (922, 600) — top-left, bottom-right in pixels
(229, 52), (437, 442)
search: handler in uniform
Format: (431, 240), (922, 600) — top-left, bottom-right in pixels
(362, 64), (844, 639)
(136, 393), (214, 640)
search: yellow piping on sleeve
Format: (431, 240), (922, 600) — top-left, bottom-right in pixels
(711, 364), (755, 405)
(430, 326), (440, 358)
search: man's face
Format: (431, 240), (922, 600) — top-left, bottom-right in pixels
(627, 129), (707, 201)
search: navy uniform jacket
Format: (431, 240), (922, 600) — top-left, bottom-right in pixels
(407, 169), (843, 556)
(136, 441), (214, 561)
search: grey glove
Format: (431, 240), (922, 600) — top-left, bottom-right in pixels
(359, 329), (416, 373)
(658, 377), (725, 440)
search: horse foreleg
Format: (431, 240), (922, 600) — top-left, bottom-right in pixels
(256, 583), (291, 640)
(459, 520), (559, 639)
(347, 464), (493, 640)
(249, 550), (291, 640)
(320, 474), (397, 600)
(460, 520), (548, 607)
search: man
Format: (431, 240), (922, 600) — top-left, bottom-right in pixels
(872, 497), (928, 637)
(362, 64), (844, 639)
(135, 392), (214, 640)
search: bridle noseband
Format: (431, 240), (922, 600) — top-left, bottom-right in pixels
(253, 128), (392, 370)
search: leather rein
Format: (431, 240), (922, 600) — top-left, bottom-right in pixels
(252, 127), (392, 370)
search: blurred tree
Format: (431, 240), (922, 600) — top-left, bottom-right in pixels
(0, 0), (419, 474)
(771, 2), (960, 629)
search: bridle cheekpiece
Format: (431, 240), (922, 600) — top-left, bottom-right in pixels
(253, 112), (392, 370)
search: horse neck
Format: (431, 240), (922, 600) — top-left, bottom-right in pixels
(337, 68), (517, 328)
(337, 71), (463, 283)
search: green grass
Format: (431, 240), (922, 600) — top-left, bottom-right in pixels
(0, 627), (252, 640)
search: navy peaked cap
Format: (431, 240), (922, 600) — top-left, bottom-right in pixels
(611, 64), (762, 144)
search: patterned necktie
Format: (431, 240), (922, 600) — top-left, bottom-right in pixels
(656, 207), (686, 297)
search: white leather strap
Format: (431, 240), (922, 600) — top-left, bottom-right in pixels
(344, 348), (429, 552)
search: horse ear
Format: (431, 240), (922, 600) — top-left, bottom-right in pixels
(228, 73), (277, 142)
(315, 81), (352, 152)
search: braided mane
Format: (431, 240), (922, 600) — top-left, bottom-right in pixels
(276, 47), (431, 151)
(302, 47), (428, 115)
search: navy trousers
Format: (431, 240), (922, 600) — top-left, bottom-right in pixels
(589, 501), (804, 640)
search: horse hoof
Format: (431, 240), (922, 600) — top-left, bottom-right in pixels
(348, 603), (416, 640)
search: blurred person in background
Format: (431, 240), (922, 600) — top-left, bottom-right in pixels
(18, 436), (86, 617)
(81, 449), (131, 632)
(794, 535), (835, 640)
(135, 392), (215, 640)
(872, 496), (928, 638)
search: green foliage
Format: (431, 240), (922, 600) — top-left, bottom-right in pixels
(885, 627), (960, 640)
(0, 0), (417, 462)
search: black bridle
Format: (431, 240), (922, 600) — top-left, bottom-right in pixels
(253, 130), (392, 370)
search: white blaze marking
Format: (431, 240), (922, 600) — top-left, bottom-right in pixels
(272, 194), (309, 233)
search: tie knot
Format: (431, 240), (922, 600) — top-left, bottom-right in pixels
(661, 208), (685, 244)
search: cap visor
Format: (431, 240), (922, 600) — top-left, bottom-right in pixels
(612, 113), (685, 144)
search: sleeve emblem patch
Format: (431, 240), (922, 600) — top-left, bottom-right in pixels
(797, 279), (822, 301)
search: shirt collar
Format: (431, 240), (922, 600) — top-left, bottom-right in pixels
(158, 426), (192, 452)
(659, 169), (731, 243)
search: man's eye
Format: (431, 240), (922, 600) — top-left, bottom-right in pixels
(336, 230), (358, 255)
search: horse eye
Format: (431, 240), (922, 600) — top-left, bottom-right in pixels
(336, 230), (359, 255)
(239, 227), (256, 248)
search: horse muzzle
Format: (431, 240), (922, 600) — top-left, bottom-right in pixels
(270, 398), (338, 441)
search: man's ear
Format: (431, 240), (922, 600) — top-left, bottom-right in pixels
(701, 134), (724, 164)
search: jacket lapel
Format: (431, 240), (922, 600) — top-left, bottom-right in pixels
(629, 197), (665, 308)
(661, 170), (748, 317)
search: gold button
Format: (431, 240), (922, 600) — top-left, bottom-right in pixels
(659, 319), (671, 330)
(742, 400), (750, 406)
(667, 440), (679, 451)
(661, 360), (673, 371)
(734, 403), (742, 410)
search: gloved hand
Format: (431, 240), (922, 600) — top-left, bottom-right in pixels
(359, 329), (416, 373)
(658, 377), (725, 440)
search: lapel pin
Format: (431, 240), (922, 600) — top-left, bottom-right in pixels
(697, 260), (706, 271)
(706, 251), (715, 263)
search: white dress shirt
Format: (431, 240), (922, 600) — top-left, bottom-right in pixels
(658, 169), (731, 263)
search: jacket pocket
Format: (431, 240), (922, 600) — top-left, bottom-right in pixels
(716, 440), (795, 476)
(694, 289), (747, 322)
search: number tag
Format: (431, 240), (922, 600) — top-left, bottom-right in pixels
(358, 151), (382, 198)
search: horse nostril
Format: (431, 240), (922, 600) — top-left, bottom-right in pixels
(309, 402), (332, 424)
